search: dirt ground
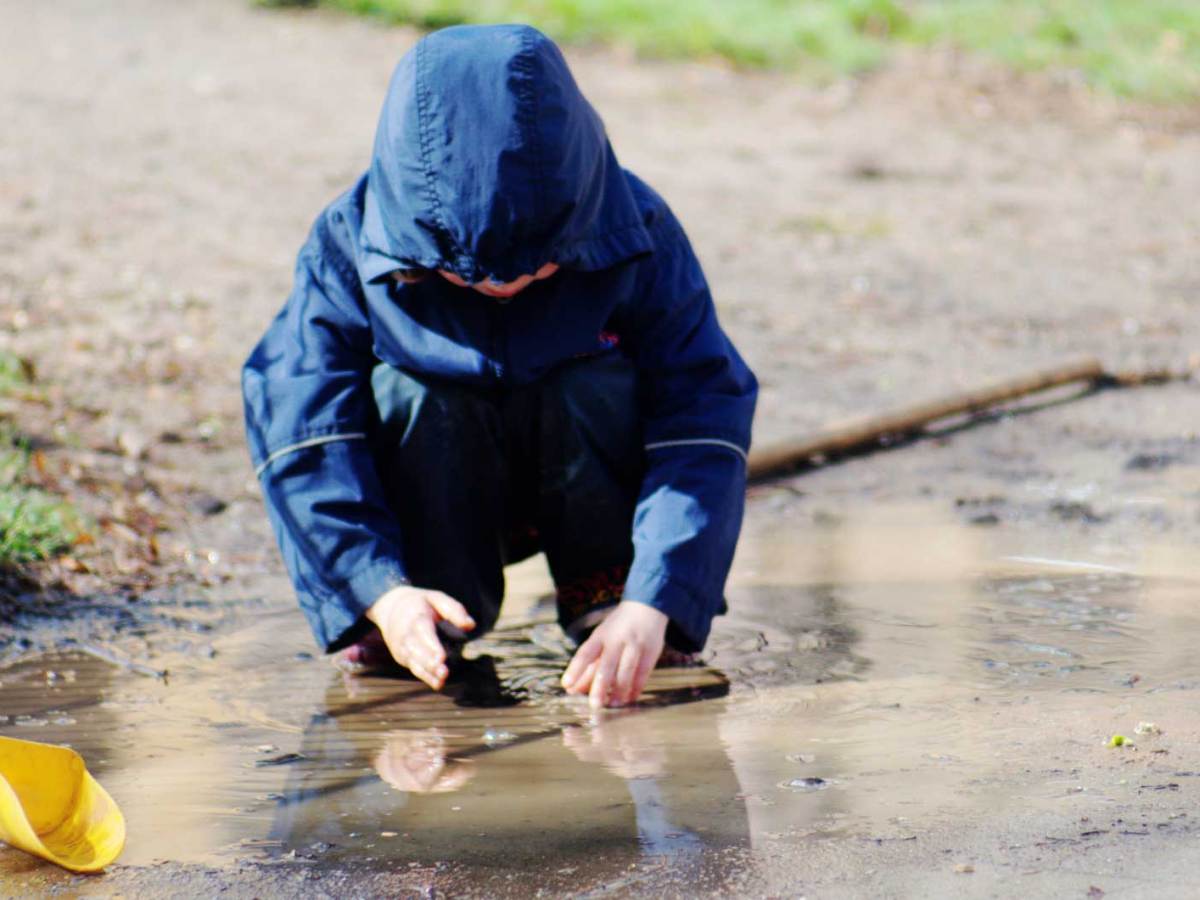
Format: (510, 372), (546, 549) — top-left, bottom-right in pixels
(2, 0), (1200, 897)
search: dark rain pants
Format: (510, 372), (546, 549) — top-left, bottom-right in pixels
(369, 353), (642, 642)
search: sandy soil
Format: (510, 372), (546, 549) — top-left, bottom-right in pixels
(2, 0), (1200, 896)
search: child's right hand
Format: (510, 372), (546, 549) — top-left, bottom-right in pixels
(365, 585), (476, 690)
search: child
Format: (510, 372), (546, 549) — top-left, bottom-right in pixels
(242, 24), (756, 708)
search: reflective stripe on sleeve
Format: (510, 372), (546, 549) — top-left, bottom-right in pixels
(643, 438), (748, 463)
(254, 433), (368, 477)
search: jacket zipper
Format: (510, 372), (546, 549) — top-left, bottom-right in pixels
(490, 297), (509, 380)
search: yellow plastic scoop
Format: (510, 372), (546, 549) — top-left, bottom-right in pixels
(0, 736), (125, 872)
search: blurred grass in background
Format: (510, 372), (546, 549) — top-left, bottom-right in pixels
(260, 0), (1200, 101)
(914, 1), (1200, 100)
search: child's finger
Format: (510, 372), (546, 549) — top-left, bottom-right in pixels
(613, 644), (641, 706)
(629, 648), (658, 704)
(562, 637), (602, 689)
(407, 638), (442, 673)
(427, 592), (476, 631)
(379, 630), (412, 673)
(395, 627), (444, 688)
(403, 638), (447, 688)
(566, 658), (599, 695)
(411, 615), (446, 663)
(411, 661), (445, 691)
(589, 645), (621, 709)
(414, 651), (448, 688)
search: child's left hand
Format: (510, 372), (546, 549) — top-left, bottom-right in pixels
(561, 601), (669, 708)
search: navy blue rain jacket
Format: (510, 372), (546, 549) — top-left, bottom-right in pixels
(242, 25), (757, 653)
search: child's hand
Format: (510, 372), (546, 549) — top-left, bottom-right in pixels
(561, 601), (668, 708)
(365, 585), (475, 690)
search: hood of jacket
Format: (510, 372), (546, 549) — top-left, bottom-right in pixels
(358, 24), (653, 286)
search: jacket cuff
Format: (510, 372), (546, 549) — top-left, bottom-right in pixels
(622, 565), (719, 653)
(321, 562), (411, 653)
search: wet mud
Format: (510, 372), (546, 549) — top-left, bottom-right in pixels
(5, 503), (1200, 896)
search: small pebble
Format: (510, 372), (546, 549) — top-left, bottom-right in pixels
(255, 752), (306, 767)
(783, 777), (830, 792)
(483, 728), (517, 745)
(189, 493), (228, 516)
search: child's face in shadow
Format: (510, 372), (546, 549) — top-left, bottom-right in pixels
(437, 262), (560, 299)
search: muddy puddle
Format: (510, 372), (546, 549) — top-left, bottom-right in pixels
(3, 502), (1200, 891)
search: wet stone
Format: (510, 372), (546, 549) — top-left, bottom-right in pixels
(482, 728), (517, 745)
(1049, 501), (1108, 524)
(255, 752), (307, 767)
(969, 512), (1001, 526)
(783, 777), (831, 792)
(189, 492), (228, 516)
(1125, 452), (1178, 471)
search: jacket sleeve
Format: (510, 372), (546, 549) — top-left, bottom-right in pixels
(622, 210), (758, 651)
(242, 210), (409, 652)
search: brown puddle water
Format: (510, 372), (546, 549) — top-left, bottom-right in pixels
(3, 502), (1200, 887)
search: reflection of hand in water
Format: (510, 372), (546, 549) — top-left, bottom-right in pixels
(562, 711), (667, 780)
(373, 728), (475, 794)
(566, 712), (709, 860)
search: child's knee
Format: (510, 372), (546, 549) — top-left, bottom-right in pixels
(539, 355), (641, 476)
(371, 363), (494, 441)
(541, 354), (636, 413)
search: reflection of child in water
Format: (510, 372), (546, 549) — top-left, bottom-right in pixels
(242, 25), (756, 707)
(267, 674), (746, 870)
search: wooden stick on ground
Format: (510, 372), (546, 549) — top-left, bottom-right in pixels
(746, 357), (1109, 482)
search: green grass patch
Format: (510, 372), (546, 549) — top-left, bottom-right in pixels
(260, 0), (1200, 100)
(0, 352), (35, 395)
(0, 354), (82, 567)
(910, 1), (1200, 101)
(301, 0), (908, 74)
(0, 436), (80, 566)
